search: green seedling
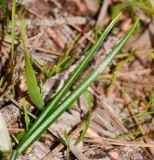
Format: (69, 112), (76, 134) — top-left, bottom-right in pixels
(111, 0), (154, 19)
(18, 13), (121, 143)
(9, 18), (139, 160)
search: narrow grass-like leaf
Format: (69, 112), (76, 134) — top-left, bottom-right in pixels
(111, 0), (154, 19)
(11, 0), (16, 66)
(10, 19), (139, 159)
(0, 77), (4, 87)
(18, 14), (120, 143)
(21, 19), (45, 111)
(133, 1), (154, 15)
(23, 98), (30, 130)
(75, 90), (92, 145)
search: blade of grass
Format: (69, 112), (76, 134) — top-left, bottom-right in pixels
(111, 0), (154, 19)
(11, 0), (16, 66)
(0, 77), (4, 87)
(23, 98), (30, 130)
(21, 19), (45, 111)
(75, 90), (92, 145)
(19, 14), (121, 141)
(10, 19), (139, 159)
(132, 1), (154, 15)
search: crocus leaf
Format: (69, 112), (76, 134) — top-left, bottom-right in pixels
(19, 13), (120, 142)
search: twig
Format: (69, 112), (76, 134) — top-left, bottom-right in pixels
(70, 24), (95, 44)
(85, 137), (154, 148)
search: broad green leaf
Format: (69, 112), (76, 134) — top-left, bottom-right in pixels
(9, 19), (139, 159)
(21, 19), (45, 111)
(16, 131), (25, 141)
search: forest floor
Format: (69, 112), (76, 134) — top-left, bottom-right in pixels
(0, 0), (154, 160)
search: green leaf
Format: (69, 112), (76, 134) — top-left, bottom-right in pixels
(111, 3), (129, 19)
(23, 98), (30, 130)
(21, 19), (45, 111)
(150, 52), (154, 60)
(0, 77), (4, 87)
(75, 90), (92, 145)
(111, 0), (154, 19)
(16, 131), (25, 141)
(132, 1), (154, 15)
(18, 14), (120, 143)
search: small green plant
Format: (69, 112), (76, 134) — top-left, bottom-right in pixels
(21, 19), (45, 111)
(47, 34), (81, 78)
(35, 34), (80, 78)
(111, 0), (154, 19)
(19, 14), (121, 142)
(9, 16), (139, 160)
